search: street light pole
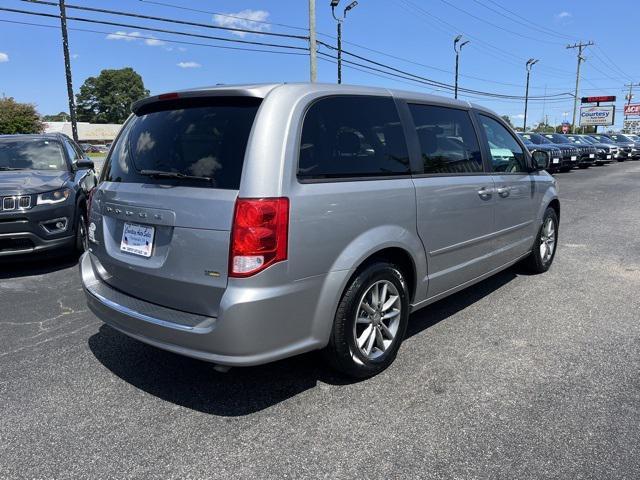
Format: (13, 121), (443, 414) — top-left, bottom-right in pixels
(331, 1), (358, 84)
(453, 35), (469, 100)
(523, 58), (538, 132)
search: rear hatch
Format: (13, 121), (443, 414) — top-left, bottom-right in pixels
(89, 95), (262, 317)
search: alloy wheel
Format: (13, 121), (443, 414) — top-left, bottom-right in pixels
(539, 217), (556, 264)
(353, 280), (401, 360)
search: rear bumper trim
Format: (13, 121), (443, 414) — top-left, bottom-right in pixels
(86, 287), (214, 334)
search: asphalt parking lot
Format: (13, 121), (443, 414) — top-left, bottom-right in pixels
(1, 162), (639, 479)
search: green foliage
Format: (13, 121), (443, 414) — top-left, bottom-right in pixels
(43, 112), (70, 122)
(501, 115), (515, 128)
(0, 97), (44, 134)
(76, 67), (149, 124)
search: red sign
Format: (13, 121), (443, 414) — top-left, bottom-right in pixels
(624, 104), (640, 116)
(581, 96), (616, 103)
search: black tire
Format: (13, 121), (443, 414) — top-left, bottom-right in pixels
(323, 262), (410, 379)
(578, 164), (589, 169)
(522, 207), (559, 274)
(74, 209), (89, 254)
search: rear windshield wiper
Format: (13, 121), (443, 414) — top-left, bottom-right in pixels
(139, 169), (213, 183)
(0, 166), (25, 171)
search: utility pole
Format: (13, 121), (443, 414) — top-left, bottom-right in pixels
(58, 0), (78, 142)
(308, 0), (317, 82)
(566, 41), (594, 133)
(523, 58), (538, 132)
(330, 0), (358, 84)
(623, 82), (640, 122)
(453, 35), (470, 100)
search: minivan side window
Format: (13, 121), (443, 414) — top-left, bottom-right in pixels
(298, 96), (410, 179)
(408, 104), (483, 174)
(479, 115), (528, 173)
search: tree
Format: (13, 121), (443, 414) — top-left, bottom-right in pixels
(0, 97), (44, 134)
(43, 112), (70, 122)
(501, 115), (515, 129)
(76, 67), (149, 124)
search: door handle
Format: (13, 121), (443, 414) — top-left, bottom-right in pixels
(477, 187), (493, 200)
(496, 186), (510, 198)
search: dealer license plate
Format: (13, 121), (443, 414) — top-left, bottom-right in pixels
(120, 223), (155, 257)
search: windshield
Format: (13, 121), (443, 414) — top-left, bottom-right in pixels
(103, 96), (261, 189)
(565, 135), (589, 145)
(521, 133), (552, 145)
(0, 138), (67, 171)
(609, 134), (633, 143)
(543, 134), (570, 144)
(579, 136), (597, 145)
(590, 135), (615, 144)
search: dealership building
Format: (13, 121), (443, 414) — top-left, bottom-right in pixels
(43, 121), (122, 144)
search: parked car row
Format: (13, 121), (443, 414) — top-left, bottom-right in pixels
(518, 132), (640, 173)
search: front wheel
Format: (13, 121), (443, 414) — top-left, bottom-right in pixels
(74, 211), (89, 254)
(324, 262), (410, 378)
(522, 207), (558, 274)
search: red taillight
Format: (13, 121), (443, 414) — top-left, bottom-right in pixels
(229, 197), (289, 278)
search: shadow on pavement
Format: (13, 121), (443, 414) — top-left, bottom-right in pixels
(0, 252), (79, 279)
(88, 267), (519, 417)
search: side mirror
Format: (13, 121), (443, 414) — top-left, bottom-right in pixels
(75, 157), (95, 170)
(531, 150), (549, 171)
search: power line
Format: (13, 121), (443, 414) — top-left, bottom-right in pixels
(475, 0), (575, 41)
(0, 18), (309, 56)
(435, 0), (566, 46)
(20, 0), (308, 40)
(137, 0), (311, 33)
(319, 41), (572, 100)
(1, 6), (309, 51)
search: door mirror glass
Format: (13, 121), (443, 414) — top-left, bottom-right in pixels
(75, 158), (95, 170)
(531, 150), (549, 171)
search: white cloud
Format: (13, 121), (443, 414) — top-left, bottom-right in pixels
(71, 53), (79, 59)
(213, 9), (270, 37)
(144, 38), (166, 47)
(0, 52), (8, 63)
(513, 114), (525, 119)
(554, 11), (572, 23)
(106, 31), (165, 47)
(106, 31), (142, 41)
(177, 61), (201, 69)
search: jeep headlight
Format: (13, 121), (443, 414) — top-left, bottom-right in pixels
(37, 188), (71, 205)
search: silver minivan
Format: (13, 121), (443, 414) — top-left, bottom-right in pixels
(81, 83), (559, 378)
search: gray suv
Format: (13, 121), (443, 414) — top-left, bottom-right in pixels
(81, 84), (559, 378)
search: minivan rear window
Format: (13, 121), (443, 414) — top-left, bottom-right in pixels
(298, 96), (410, 180)
(102, 97), (261, 189)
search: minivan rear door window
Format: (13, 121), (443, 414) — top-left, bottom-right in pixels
(102, 97), (261, 189)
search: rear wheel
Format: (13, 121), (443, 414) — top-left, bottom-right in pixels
(324, 262), (409, 378)
(522, 207), (558, 274)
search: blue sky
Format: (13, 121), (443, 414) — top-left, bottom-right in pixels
(1, 0), (638, 129)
